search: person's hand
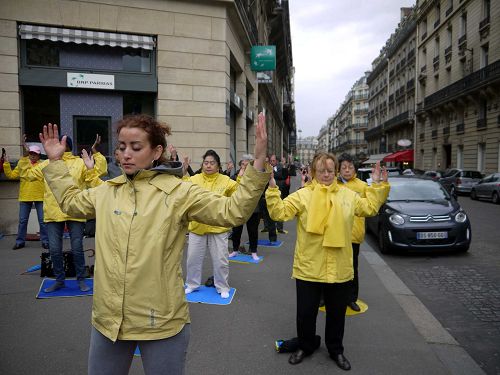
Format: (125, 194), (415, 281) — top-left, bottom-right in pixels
(3, 152), (9, 163)
(253, 112), (267, 171)
(91, 134), (101, 154)
(381, 166), (388, 182)
(167, 144), (177, 160)
(371, 161), (381, 183)
(81, 149), (95, 170)
(22, 134), (29, 156)
(39, 123), (66, 161)
(269, 170), (277, 188)
(182, 155), (190, 176)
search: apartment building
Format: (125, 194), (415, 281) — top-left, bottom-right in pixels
(0, 0), (295, 234)
(415, 0), (499, 173)
(329, 73), (369, 160)
(296, 136), (318, 165)
(365, 8), (416, 169)
(316, 124), (329, 152)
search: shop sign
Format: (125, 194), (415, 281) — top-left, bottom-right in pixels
(251, 46), (276, 71)
(67, 73), (115, 90)
(257, 71), (273, 84)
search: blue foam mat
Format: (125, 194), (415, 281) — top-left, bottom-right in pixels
(229, 254), (263, 264)
(37, 278), (93, 299)
(246, 239), (283, 247)
(185, 286), (236, 305)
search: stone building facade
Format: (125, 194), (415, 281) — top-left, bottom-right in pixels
(0, 0), (295, 234)
(296, 136), (317, 166)
(415, 0), (500, 173)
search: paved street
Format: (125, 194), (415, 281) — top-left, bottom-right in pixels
(366, 196), (500, 375)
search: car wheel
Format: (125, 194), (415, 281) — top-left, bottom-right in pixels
(470, 189), (477, 200)
(493, 192), (500, 205)
(378, 226), (391, 254)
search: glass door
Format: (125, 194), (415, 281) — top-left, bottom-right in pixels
(73, 116), (111, 157)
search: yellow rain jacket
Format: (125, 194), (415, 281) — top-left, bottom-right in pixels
(42, 161), (269, 342)
(25, 152), (107, 222)
(339, 177), (390, 244)
(3, 157), (44, 201)
(187, 172), (239, 235)
(266, 180), (389, 283)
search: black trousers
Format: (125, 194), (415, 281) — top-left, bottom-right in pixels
(351, 243), (360, 303)
(259, 198), (277, 241)
(296, 279), (350, 355)
(231, 212), (260, 252)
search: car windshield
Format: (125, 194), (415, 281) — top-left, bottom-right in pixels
(387, 178), (450, 201)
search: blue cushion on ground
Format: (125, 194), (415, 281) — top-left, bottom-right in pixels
(37, 278), (93, 299)
(185, 286), (236, 305)
(229, 254), (263, 264)
(246, 239), (283, 247)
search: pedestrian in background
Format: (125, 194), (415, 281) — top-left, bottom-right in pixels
(25, 135), (107, 293)
(229, 154), (261, 261)
(2, 136), (48, 250)
(184, 149), (239, 298)
(266, 152), (389, 371)
(39, 113), (269, 375)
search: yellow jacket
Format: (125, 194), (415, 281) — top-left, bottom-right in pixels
(266, 181), (389, 283)
(25, 152), (107, 222)
(187, 172), (239, 235)
(339, 177), (390, 244)
(42, 161), (269, 342)
(3, 157), (44, 201)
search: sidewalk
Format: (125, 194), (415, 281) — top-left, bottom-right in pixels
(0, 216), (484, 375)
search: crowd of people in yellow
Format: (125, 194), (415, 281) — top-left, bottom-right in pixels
(2, 113), (389, 374)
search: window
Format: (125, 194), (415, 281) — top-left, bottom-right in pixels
(434, 38), (440, 58)
(22, 87), (60, 142)
(460, 13), (467, 37)
(477, 143), (486, 172)
(481, 44), (489, 68)
(482, 0), (491, 19)
(73, 116), (111, 156)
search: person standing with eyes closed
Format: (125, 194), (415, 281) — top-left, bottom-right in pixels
(183, 150), (239, 299)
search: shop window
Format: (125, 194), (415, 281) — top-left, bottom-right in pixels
(123, 93), (155, 116)
(23, 87), (60, 142)
(73, 116), (111, 156)
(26, 39), (59, 67)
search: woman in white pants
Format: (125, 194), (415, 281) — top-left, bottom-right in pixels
(185, 150), (238, 298)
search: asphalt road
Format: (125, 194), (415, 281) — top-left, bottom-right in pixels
(366, 195), (500, 375)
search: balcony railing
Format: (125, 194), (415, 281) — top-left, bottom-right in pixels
(423, 60), (500, 110)
(434, 18), (440, 29)
(421, 65), (427, 73)
(353, 108), (368, 115)
(364, 124), (383, 140)
(407, 49), (415, 60)
(235, 0), (258, 45)
(458, 34), (467, 48)
(477, 118), (487, 130)
(407, 78), (415, 90)
(443, 126), (450, 135)
(431, 129), (438, 139)
(433, 56), (440, 71)
(421, 31), (428, 41)
(389, 94), (394, 103)
(419, 133), (425, 142)
(456, 123), (464, 134)
(445, 6), (453, 17)
(384, 110), (413, 131)
(479, 15), (490, 31)
(389, 69), (395, 77)
(445, 46), (452, 57)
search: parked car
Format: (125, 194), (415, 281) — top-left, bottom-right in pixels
(357, 167), (401, 183)
(470, 173), (500, 204)
(366, 176), (471, 253)
(402, 168), (425, 176)
(423, 170), (442, 181)
(439, 168), (483, 195)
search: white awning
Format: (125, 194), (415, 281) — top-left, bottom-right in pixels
(361, 153), (392, 165)
(19, 24), (155, 50)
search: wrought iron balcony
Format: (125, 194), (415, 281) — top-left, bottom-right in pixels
(434, 18), (440, 29)
(421, 31), (428, 41)
(445, 46), (452, 57)
(479, 15), (490, 31)
(456, 123), (464, 134)
(407, 78), (415, 90)
(445, 6), (453, 17)
(443, 126), (450, 135)
(407, 49), (415, 60)
(235, 0), (258, 45)
(458, 34), (467, 48)
(421, 65), (427, 73)
(431, 129), (438, 139)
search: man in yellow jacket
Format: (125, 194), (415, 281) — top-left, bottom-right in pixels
(337, 153), (389, 312)
(25, 136), (107, 292)
(3, 144), (48, 250)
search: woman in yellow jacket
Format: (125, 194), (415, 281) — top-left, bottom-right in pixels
(3, 144), (48, 250)
(24, 136), (107, 293)
(266, 152), (389, 371)
(39, 114), (269, 375)
(184, 150), (238, 299)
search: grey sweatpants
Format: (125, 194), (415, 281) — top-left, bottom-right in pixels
(88, 325), (190, 375)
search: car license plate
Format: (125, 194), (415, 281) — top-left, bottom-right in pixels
(417, 232), (448, 239)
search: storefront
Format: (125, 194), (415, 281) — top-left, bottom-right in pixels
(19, 24), (157, 158)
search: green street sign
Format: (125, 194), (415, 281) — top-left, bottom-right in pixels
(251, 46), (276, 71)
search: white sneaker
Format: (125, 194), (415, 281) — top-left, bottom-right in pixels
(220, 291), (230, 299)
(185, 287), (194, 294)
(228, 251), (238, 258)
(252, 254), (260, 261)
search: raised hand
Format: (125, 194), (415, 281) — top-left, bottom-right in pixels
(39, 123), (66, 161)
(91, 134), (101, 154)
(81, 149), (95, 170)
(253, 112), (268, 171)
(381, 166), (388, 182)
(167, 144), (177, 160)
(22, 134), (29, 156)
(371, 161), (381, 183)
(182, 155), (191, 176)
(269, 170), (277, 188)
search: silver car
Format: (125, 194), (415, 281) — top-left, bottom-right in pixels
(470, 173), (500, 204)
(439, 169), (483, 195)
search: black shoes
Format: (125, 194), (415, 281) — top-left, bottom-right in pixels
(349, 301), (361, 312)
(12, 243), (25, 250)
(288, 349), (309, 365)
(331, 353), (351, 371)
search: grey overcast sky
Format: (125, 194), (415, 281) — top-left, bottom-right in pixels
(289, 0), (415, 138)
